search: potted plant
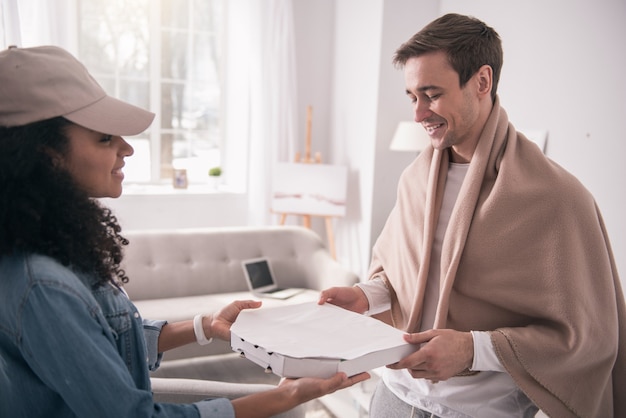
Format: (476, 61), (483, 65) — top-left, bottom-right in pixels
(208, 166), (222, 189)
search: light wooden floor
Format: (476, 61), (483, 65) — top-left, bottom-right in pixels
(304, 402), (335, 418)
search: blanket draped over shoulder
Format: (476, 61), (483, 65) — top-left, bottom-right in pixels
(369, 98), (625, 417)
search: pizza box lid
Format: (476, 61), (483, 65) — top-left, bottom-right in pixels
(230, 302), (415, 378)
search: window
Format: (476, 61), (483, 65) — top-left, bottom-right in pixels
(78, 0), (225, 185)
(0, 7), (5, 47)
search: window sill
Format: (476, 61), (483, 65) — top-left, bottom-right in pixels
(121, 183), (242, 196)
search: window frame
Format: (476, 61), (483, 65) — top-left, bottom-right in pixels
(77, 0), (228, 188)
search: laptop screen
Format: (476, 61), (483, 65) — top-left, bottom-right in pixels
(244, 259), (275, 290)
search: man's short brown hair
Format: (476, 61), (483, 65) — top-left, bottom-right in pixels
(393, 13), (503, 103)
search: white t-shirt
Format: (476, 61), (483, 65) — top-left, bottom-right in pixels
(358, 163), (536, 418)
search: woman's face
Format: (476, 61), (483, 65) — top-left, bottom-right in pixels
(62, 123), (134, 198)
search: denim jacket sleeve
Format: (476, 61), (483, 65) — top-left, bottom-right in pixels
(143, 318), (167, 371)
(1, 254), (235, 418)
(141, 319), (237, 418)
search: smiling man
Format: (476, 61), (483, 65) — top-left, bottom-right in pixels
(403, 49), (491, 164)
(319, 13), (625, 418)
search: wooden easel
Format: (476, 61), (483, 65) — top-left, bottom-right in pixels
(277, 106), (337, 259)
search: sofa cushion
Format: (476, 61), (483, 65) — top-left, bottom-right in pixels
(122, 226), (358, 301)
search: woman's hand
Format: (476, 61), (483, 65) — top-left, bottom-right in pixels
(318, 286), (369, 314)
(232, 372), (370, 417)
(279, 372), (371, 403)
(206, 299), (262, 341)
(158, 300), (262, 352)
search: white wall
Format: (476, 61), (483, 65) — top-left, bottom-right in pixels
(322, 0), (625, 283)
(369, 0), (439, 249)
(326, 0), (385, 277)
(102, 190), (248, 230)
(436, 0), (626, 288)
(292, 0), (334, 162)
(108, 0), (625, 286)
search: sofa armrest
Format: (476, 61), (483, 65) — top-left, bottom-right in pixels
(150, 377), (306, 418)
(151, 377), (276, 402)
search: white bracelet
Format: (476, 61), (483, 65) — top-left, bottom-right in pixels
(193, 314), (213, 346)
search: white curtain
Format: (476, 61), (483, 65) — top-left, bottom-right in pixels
(2, 0), (299, 228)
(1, 0), (20, 47)
(227, 0), (299, 226)
(0, 0), (77, 51)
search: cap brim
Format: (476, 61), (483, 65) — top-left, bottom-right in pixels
(64, 95), (155, 136)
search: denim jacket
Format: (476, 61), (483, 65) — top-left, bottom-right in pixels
(0, 253), (234, 418)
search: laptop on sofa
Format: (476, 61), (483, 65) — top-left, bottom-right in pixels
(242, 257), (305, 300)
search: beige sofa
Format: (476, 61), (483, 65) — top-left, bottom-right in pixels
(120, 225), (359, 415)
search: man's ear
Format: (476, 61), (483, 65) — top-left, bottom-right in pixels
(476, 64), (493, 98)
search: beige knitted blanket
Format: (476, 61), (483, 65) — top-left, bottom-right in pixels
(369, 99), (625, 417)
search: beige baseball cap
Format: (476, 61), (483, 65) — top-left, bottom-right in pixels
(0, 45), (155, 136)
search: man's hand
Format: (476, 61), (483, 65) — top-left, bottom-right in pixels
(387, 329), (474, 383)
(317, 286), (369, 314)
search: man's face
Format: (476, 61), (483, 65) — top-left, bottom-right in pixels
(403, 51), (485, 162)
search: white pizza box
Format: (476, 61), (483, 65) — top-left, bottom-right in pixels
(230, 301), (415, 378)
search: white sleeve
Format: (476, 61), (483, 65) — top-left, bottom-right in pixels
(470, 331), (505, 372)
(355, 276), (391, 316)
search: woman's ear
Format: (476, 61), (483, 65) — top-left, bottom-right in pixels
(39, 145), (65, 168)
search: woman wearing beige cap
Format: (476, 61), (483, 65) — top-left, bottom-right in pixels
(0, 45), (368, 417)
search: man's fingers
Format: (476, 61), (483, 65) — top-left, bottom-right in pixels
(317, 288), (337, 305)
(403, 330), (435, 345)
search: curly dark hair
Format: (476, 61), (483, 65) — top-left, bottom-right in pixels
(0, 117), (129, 288)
